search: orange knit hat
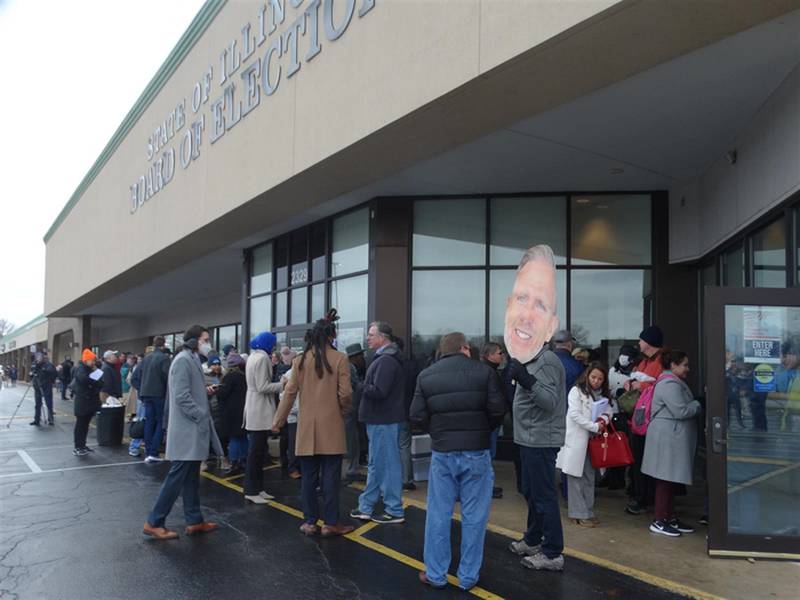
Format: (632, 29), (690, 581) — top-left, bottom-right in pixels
(81, 348), (96, 362)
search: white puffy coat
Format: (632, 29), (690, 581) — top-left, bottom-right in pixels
(556, 386), (612, 477)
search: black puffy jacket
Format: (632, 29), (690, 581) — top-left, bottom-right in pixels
(410, 353), (508, 452)
(73, 363), (103, 416)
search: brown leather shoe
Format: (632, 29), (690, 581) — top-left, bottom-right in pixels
(320, 523), (355, 537)
(299, 523), (319, 536)
(185, 522), (219, 536)
(418, 571), (447, 589)
(573, 518), (598, 528)
(143, 523), (179, 540)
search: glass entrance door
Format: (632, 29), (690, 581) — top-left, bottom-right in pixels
(706, 286), (800, 558)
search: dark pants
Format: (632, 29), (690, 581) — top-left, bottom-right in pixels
(74, 414), (93, 449)
(749, 393), (768, 431)
(287, 423), (300, 474)
(519, 446), (563, 559)
(245, 430), (269, 495)
(60, 380), (69, 401)
(142, 397), (165, 458)
(344, 411), (360, 477)
(654, 479), (678, 521)
(629, 433), (654, 506)
(279, 428), (289, 468)
(34, 384), (54, 424)
(147, 460), (203, 527)
(300, 455), (342, 526)
(512, 442), (522, 493)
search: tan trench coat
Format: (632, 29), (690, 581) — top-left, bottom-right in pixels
(274, 347), (352, 456)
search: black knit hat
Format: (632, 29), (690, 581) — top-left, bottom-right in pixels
(639, 326), (663, 348)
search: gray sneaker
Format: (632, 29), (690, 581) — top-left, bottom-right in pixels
(508, 539), (541, 556)
(521, 552), (565, 572)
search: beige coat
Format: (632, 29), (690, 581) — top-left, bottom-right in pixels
(274, 347), (352, 456)
(244, 349), (284, 431)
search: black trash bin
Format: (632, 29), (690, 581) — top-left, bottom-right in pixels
(96, 405), (125, 446)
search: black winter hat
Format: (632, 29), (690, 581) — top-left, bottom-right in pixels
(639, 326), (663, 348)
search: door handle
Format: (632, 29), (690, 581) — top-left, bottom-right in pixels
(711, 416), (727, 454)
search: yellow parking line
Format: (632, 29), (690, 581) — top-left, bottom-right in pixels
(224, 463), (281, 481)
(200, 472), (503, 598)
(351, 482), (724, 600)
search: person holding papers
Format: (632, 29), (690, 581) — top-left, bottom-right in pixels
(72, 349), (104, 456)
(556, 362), (612, 527)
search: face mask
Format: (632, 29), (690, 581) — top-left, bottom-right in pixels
(618, 355), (630, 368)
(199, 342), (212, 357)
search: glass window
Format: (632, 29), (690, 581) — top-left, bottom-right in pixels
(275, 237), (289, 290)
(311, 222), (327, 281)
(412, 270), (485, 364)
(290, 230), (309, 287)
(571, 270), (648, 347)
(290, 287), (308, 325)
(491, 197), (566, 265)
(275, 292), (288, 328)
(723, 245), (745, 287)
(330, 275), (368, 325)
(332, 208), (369, 277)
(752, 218), (786, 288)
(217, 325), (236, 351)
(236, 324), (241, 348)
(249, 296), (272, 339)
(251, 244), (272, 295)
(489, 269), (566, 340)
(311, 283), (325, 321)
(571, 195), (651, 266)
(413, 199), (485, 266)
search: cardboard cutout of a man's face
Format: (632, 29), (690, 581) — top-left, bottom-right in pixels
(503, 255), (559, 364)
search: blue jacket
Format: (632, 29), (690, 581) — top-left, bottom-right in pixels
(359, 343), (406, 424)
(554, 348), (584, 393)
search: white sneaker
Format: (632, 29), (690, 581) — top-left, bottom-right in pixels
(144, 456), (164, 464)
(259, 491), (275, 500)
(245, 494), (270, 504)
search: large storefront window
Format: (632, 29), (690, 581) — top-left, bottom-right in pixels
(246, 207), (369, 351)
(722, 245), (745, 287)
(411, 194), (653, 366)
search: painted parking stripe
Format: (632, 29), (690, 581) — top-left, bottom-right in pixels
(200, 471), (503, 599)
(17, 450), (42, 473)
(348, 482), (724, 600)
(0, 460), (142, 479)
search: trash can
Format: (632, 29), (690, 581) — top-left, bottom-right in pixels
(96, 405), (125, 446)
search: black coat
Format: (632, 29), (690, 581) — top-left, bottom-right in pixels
(359, 343), (406, 425)
(410, 353), (508, 452)
(100, 361), (122, 398)
(139, 348), (170, 398)
(60, 360), (73, 383)
(33, 361), (57, 388)
(216, 368), (247, 438)
(73, 363), (103, 416)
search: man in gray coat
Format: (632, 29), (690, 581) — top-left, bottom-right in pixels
(503, 245), (567, 572)
(143, 325), (223, 540)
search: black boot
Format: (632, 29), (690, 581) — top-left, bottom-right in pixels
(224, 460), (244, 477)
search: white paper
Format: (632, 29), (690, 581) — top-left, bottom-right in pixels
(591, 397), (609, 423)
(89, 369), (103, 381)
(629, 371), (656, 383)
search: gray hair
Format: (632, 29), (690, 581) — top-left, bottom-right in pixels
(517, 244), (556, 272)
(102, 350), (115, 360)
(369, 321), (395, 342)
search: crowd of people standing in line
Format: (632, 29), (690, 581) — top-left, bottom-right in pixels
(10, 245), (707, 591)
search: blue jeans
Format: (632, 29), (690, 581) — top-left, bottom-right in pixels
(142, 397), (165, 458)
(228, 435), (249, 462)
(147, 460), (203, 527)
(358, 423), (404, 517)
(519, 446), (564, 558)
(128, 398), (145, 454)
(424, 450), (493, 589)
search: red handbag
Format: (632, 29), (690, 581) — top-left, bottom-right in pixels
(588, 421), (634, 469)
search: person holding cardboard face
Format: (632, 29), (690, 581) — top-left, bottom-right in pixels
(504, 245), (567, 573)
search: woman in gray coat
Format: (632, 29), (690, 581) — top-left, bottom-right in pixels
(641, 350), (701, 538)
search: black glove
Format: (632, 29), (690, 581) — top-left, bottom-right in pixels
(509, 359), (536, 391)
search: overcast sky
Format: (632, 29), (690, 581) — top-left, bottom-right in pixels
(0, 0), (205, 332)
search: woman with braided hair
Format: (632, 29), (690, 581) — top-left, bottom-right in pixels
(273, 309), (354, 536)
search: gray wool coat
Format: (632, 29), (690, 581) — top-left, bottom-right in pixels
(165, 349), (223, 461)
(641, 372), (701, 485)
